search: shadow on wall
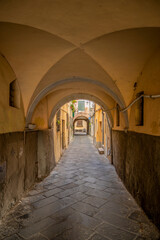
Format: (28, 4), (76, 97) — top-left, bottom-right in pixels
(112, 130), (160, 230)
(0, 130), (55, 219)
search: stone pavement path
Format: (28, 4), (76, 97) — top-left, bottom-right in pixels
(0, 136), (159, 240)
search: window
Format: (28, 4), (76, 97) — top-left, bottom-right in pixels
(9, 80), (20, 108)
(116, 104), (120, 126)
(78, 101), (85, 112)
(135, 91), (144, 126)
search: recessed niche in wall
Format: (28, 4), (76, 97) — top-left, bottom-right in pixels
(135, 91), (144, 126)
(116, 104), (120, 127)
(9, 80), (20, 108)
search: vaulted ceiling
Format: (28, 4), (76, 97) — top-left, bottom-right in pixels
(0, 0), (160, 122)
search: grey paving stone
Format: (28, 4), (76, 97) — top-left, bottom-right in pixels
(95, 209), (146, 234)
(55, 187), (80, 198)
(43, 188), (62, 197)
(32, 195), (59, 208)
(41, 221), (72, 239)
(70, 192), (88, 201)
(61, 182), (79, 190)
(67, 212), (102, 230)
(82, 196), (107, 208)
(58, 196), (77, 207)
(19, 217), (55, 238)
(134, 237), (145, 240)
(28, 233), (48, 239)
(88, 233), (110, 240)
(95, 179), (109, 187)
(76, 184), (93, 193)
(71, 202), (99, 217)
(54, 179), (74, 187)
(84, 182), (107, 191)
(97, 201), (131, 217)
(73, 176), (84, 181)
(53, 225), (93, 240)
(43, 182), (60, 190)
(74, 179), (87, 185)
(86, 188), (111, 200)
(28, 189), (44, 196)
(108, 193), (138, 209)
(83, 177), (97, 183)
(96, 222), (136, 240)
(50, 207), (75, 223)
(30, 200), (65, 222)
(21, 194), (46, 205)
(104, 187), (125, 194)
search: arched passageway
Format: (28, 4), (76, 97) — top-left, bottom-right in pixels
(73, 116), (89, 135)
(0, 134), (159, 239)
(0, 1), (160, 237)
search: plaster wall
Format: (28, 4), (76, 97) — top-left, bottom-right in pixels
(104, 115), (111, 161)
(112, 130), (160, 229)
(0, 55), (25, 133)
(93, 105), (111, 160)
(129, 49), (160, 136)
(32, 97), (48, 129)
(113, 48), (160, 136)
(53, 104), (70, 163)
(37, 129), (55, 179)
(0, 132), (25, 218)
(53, 117), (61, 164)
(94, 105), (103, 147)
(0, 129), (55, 219)
(25, 131), (37, 189)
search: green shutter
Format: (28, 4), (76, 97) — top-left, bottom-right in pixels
(78, 101), (85, 111)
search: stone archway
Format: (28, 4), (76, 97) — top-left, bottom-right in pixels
(73, 116), (90, 135)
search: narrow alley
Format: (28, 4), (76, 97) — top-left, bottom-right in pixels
(0, 136), (159, 240)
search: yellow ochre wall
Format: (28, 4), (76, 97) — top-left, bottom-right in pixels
(94, 104), (102, 145)
(53, 103), (71, 163)
(113, 48), (160, 136)
(94, 104), (112, 161)
(0, 55), (25, 133)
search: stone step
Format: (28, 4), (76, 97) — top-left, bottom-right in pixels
(98, 148), (104, 154)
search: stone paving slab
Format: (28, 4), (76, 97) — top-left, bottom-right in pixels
(0, 135), (159, 240)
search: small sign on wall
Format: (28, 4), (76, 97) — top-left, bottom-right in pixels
(0, 162), (6, 183)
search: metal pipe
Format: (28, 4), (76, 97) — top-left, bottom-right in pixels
(120, 94), (160, 113)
